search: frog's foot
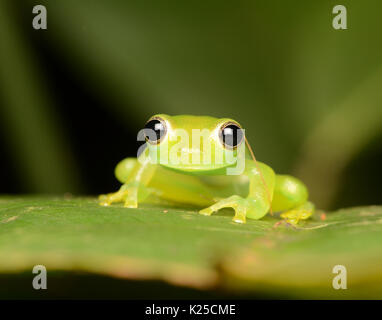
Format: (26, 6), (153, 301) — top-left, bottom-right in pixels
(99, 188), (139, 208)
(199, 195), (248, 224)
(99, 189), (129, 206)
(280, 201), (315, 225)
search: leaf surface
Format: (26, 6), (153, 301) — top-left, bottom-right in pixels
(0, 196), (381, 298)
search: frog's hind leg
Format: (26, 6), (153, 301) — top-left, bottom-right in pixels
(114, 158), (137, 183)
(279, 201), (315, 225)
(100, 157), (176, 206)
(272, 175), (315, 225)
(99, 158), (136, 205)
(99, 158), (145, 206)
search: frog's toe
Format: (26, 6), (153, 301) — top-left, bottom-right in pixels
(99, 194), (112, 206)
(123, 201), (138, 208)
(98, 194), (108, 205)
(232, 208), (246, 224)
(98, 194), (107, 201)
(199, 207), (213, 216)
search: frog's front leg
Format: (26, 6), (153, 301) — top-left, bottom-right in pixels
(199, 195), (253, 223)
(199, 161), (275, 223)
(99, 183), (143, 208)
(99, 154), (156, 208)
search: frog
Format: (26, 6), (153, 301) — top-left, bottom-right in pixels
(99, 114), (314, 224)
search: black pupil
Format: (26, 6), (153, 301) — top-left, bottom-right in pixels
(144, 119), (166, 142)
(222, 124), (243, 147)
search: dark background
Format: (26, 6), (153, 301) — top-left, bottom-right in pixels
(1, 0), (382, 210)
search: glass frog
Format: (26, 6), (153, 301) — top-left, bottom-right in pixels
(99, 114), (314, 224)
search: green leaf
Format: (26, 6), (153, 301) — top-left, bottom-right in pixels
(0, 196), (381, 298)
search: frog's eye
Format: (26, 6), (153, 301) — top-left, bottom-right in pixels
(144, 117), (167, 144)
(219, 122), (244, 149)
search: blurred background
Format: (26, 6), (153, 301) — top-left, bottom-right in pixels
(0, 0), (381, 210)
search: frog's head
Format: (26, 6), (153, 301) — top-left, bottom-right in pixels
(142, 114), (245, 174)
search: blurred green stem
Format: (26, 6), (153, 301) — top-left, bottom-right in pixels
(0, 1), (80, 193)
(295, 66), (382, 209)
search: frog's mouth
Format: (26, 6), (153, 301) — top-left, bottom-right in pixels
(161, 162), (231, 172)
(160, 164), (235, 177)
(158, 148), (235, 173)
